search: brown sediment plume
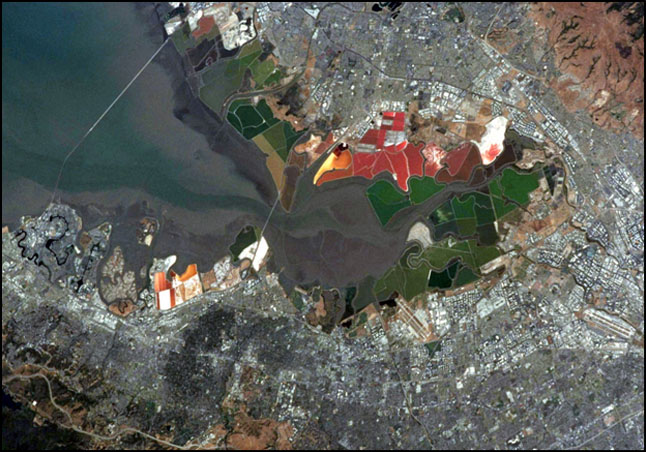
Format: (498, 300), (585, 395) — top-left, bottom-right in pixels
(279, 165), (300, 211)
(287, 147), (308, 170)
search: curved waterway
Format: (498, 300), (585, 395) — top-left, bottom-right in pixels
(3, 3), (272, 274)
(1, 3), (523, 295)
(0, 2), (407, 290)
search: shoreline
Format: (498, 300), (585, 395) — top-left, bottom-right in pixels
(3, 2), (505, 291)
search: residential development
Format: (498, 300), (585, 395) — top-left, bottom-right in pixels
(2, 2), (643, 450)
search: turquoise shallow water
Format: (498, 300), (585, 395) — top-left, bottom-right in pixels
(2, 2), (265, 218)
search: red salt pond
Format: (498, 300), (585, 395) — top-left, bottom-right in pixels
(314, 113), (509, 191)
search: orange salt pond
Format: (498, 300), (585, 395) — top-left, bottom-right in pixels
(313, 148), (352, 185)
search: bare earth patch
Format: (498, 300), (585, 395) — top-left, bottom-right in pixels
(530, 2), (644, 138)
